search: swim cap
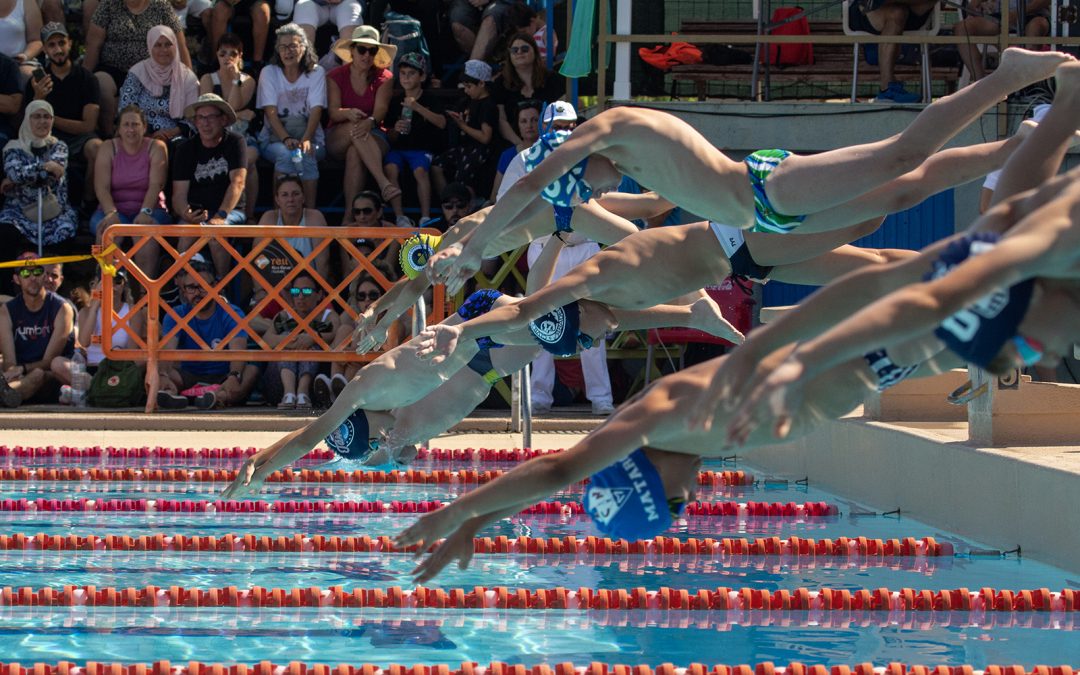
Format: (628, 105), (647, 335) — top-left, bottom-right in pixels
(522, 130), (593, 208)
(324, 408), (378, 463)
(529, 301), (584, 357)
(583, 449), (679, 541)
(398, 233), (442, 280)
(928, 233), (1036, 370)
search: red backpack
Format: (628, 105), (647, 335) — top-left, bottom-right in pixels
(765, 7), (814, 66)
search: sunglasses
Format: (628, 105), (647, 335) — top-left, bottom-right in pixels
(353, 45), (379, 56)
(353, 206), (377, 216)
(289, 286), (316, 297)
(355, 290), (382, 301)
(218, 49), (240, 58)
(442, 200), (468, 210)
(18, 267), (44, 278)
(510, 45), (532, 54)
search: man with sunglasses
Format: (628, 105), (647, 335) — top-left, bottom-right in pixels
(437, 182), (475, 230)
(0, 252), (75, 407)
(154, 254), (259, 410)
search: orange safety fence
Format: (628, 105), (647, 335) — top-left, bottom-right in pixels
(98, 225), (445, 410)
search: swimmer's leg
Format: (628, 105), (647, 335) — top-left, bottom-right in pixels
(610, 299), (745, 344)
(768, 245), (919, 286)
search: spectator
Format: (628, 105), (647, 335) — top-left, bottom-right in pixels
(261, 271), (338, 409)
(26, 23), (103, 200)
(292, 0), (362, 58)
(955, 0), (1051, 81)
(200, 33), (261, 221)
(327, 26), (405, 225)
(171, 93), (248, 278)
(495, 99), (575, 201)
(490, 100), (539, 201)
(436, 181), (475, 231)
(119, 26), (200, 143)
(173, 0), (213, 43)
(448, 0), (518, 62)
(209, 0), (271, 73)
(847, 0), (935, 102)
(0, 0), (44, 80)
(341, 191), (399, 284)
(431, 59), (497, 197)
(384, 52), (446, 227)
(91, 105), (170, 278)
(0, 101), (79, 253)
(155, 254), (260, 409)
(84, 0), (191, 136)
(257, 174), (331, 280)
(257, 23), (326, 209)
(0, 54), (22, 145)
(491, 32), (564, 146)
(0, 253), (75, 407)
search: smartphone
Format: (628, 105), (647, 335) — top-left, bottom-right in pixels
(32, 68), (46, 83)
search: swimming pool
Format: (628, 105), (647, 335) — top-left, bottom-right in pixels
(1, 445), (1077, 669)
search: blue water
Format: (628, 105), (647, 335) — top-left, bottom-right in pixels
(0, 455), (1077, 667)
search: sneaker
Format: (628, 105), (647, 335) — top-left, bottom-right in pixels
(297, 392), (312, 409)
(277, 392), (297, 410)
(396, 215), (415, 228)
(874, 81), (920, 104)
(156, 391), (188, 410)
(0, 373), (21, 408)
(313, 374), (334, 409)
(331, 373), (349, 398)
(193, 391), (217, 410)
(58, 385), (72, 406)
(591, 401), (616, 416)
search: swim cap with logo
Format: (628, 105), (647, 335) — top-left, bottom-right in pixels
(398, 233), (442, 280)
(522, 130), (593, 208)
(528, 301), (592, 357)
(583, 448), (681, 540)
(324, 408), (379, 463)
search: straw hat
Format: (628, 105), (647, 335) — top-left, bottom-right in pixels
(333, 25), (397, 69)
(184, 93), (237, 127)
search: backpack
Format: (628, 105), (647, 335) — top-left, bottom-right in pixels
(766, 7), (813, 66)
(381, 11), (431, 76)
(87, 358), (147, 408)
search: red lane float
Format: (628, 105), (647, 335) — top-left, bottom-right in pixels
(0, 665), (1074, 675)
(0, 585), (1074, 611)
(0, 498), (836, 517)
(0, 533), (948, 556)
(0, 466), (753, 487)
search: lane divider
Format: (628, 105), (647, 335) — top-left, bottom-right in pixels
(0, 498), (837, 517)
(0, 534), (944, 556)
(0, 467), (754, 487)
(0, 585), (1075, 610)
(0, 665), (1074, 675)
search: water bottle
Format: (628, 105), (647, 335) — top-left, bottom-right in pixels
(400, 107), (412, 135)
(290, 146), (304, 178)
(70, 351), (88, 408)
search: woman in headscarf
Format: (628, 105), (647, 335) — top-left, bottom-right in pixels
(118, 25), (199, 143)
(0, 100), (79, 252)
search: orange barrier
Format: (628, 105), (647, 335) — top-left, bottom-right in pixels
(0, 666), (1075, 675)
(98, 225), (445, 411)
(0, 533), (952, 557)
(0, 585), (1075, 610)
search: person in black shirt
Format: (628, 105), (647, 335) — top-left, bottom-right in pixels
(0, 54), (23, 145)
(384, 52), (447, 227)
(431, 59), (498, 199)
(490, 32), (565, 146)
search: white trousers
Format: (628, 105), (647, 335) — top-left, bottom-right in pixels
(526, 239), (612, 408)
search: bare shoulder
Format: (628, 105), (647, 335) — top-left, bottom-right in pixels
(306, 208), (328, 226)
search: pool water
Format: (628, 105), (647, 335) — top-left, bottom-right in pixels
(1, 451), (1078, 667)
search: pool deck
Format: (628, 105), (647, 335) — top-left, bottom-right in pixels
(1, 407), (1077, 575)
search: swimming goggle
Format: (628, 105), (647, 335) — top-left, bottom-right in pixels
(1011, 335), (1045, 367)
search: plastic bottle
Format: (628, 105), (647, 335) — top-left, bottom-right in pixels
(290, 147), (304, 178)
(400, 107), (413, 135)
(70, 351), (87, 408)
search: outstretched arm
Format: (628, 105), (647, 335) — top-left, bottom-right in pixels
(354, 273), (431, 354)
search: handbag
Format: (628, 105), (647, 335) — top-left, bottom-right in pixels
(87, 358), (147, 408)
(21, 189), (61, 222)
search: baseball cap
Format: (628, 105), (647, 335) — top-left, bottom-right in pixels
(41, 22), (68, 41)
(398, 51), (427, 73)
(440, 182), (473, 206)
(461, 59), (493, 83)
(541, 101), (578, 128)
(583, 448), (682, 541)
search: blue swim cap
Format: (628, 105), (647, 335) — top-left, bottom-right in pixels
(522, 130), (593, 208)
(325, 408), (379, 463)
(398, 233), (442, 280)
(584, 449), (680, 541)
(529, 301), (583, 357)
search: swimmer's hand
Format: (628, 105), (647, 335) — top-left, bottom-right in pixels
(403, 514), (485, 584)
(726, 357), (807, 447)
(414, 324), (462, 364)
(354, 319), (390, 355)
(221, 455), (267, 499)
(426, 242), (480, 296)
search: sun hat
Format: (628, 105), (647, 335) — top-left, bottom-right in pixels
(461, 59), (493, 83)
(184, 93), (237, 127)
(333, 25), (397, 69)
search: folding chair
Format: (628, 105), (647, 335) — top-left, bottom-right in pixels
(842, 0), (942, 102)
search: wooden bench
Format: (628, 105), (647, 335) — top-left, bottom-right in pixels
(669, 19), (961, 99)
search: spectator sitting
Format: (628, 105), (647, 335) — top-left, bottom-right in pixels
(491, 32), (565, 146)
(0, 54), (22, 145)
(955, 0), (1051, 81)
(0, 252), (75, 407)
(39, 261), (75, 311)
(257, 174), (331, 280)
(342, 191), (400, 284)
(200, 33), (261, 222)
(154, 253), (260, 409)
(490, 100), (539, 201)
(172, 94), (248, 279)
(847, 0), (935, 102)
(0, 101), (79, 254)
(261, 271), (339, 409)
(209, 0), (271, 73)
(0, 0), (44, 80)
(27, 23), (104, 202)
(432, 181), (476, 232)
(119, 26), (200, 144)
(327, 26), (405, 225)
(431, 59), (497, 197)
(496, 99), (576, 202)
(257, 23), (327, 209)
(172, 0), (213, 46)
(292, 0), (362, 61)
(448, 0), (518, 62)
(84, 0), (191, 136)
(92, 105), (171, 278)
(384, 52), (446, 228)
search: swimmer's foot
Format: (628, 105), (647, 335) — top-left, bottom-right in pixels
(991, 48), (1075, 90)
(690, 296), (745, 345)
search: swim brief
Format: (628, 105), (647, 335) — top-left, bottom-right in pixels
(710, 221), (774, 282)
(744, 149), (807, 235)
(464, 347), (503, 386)
(863, 349), (920, 392)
